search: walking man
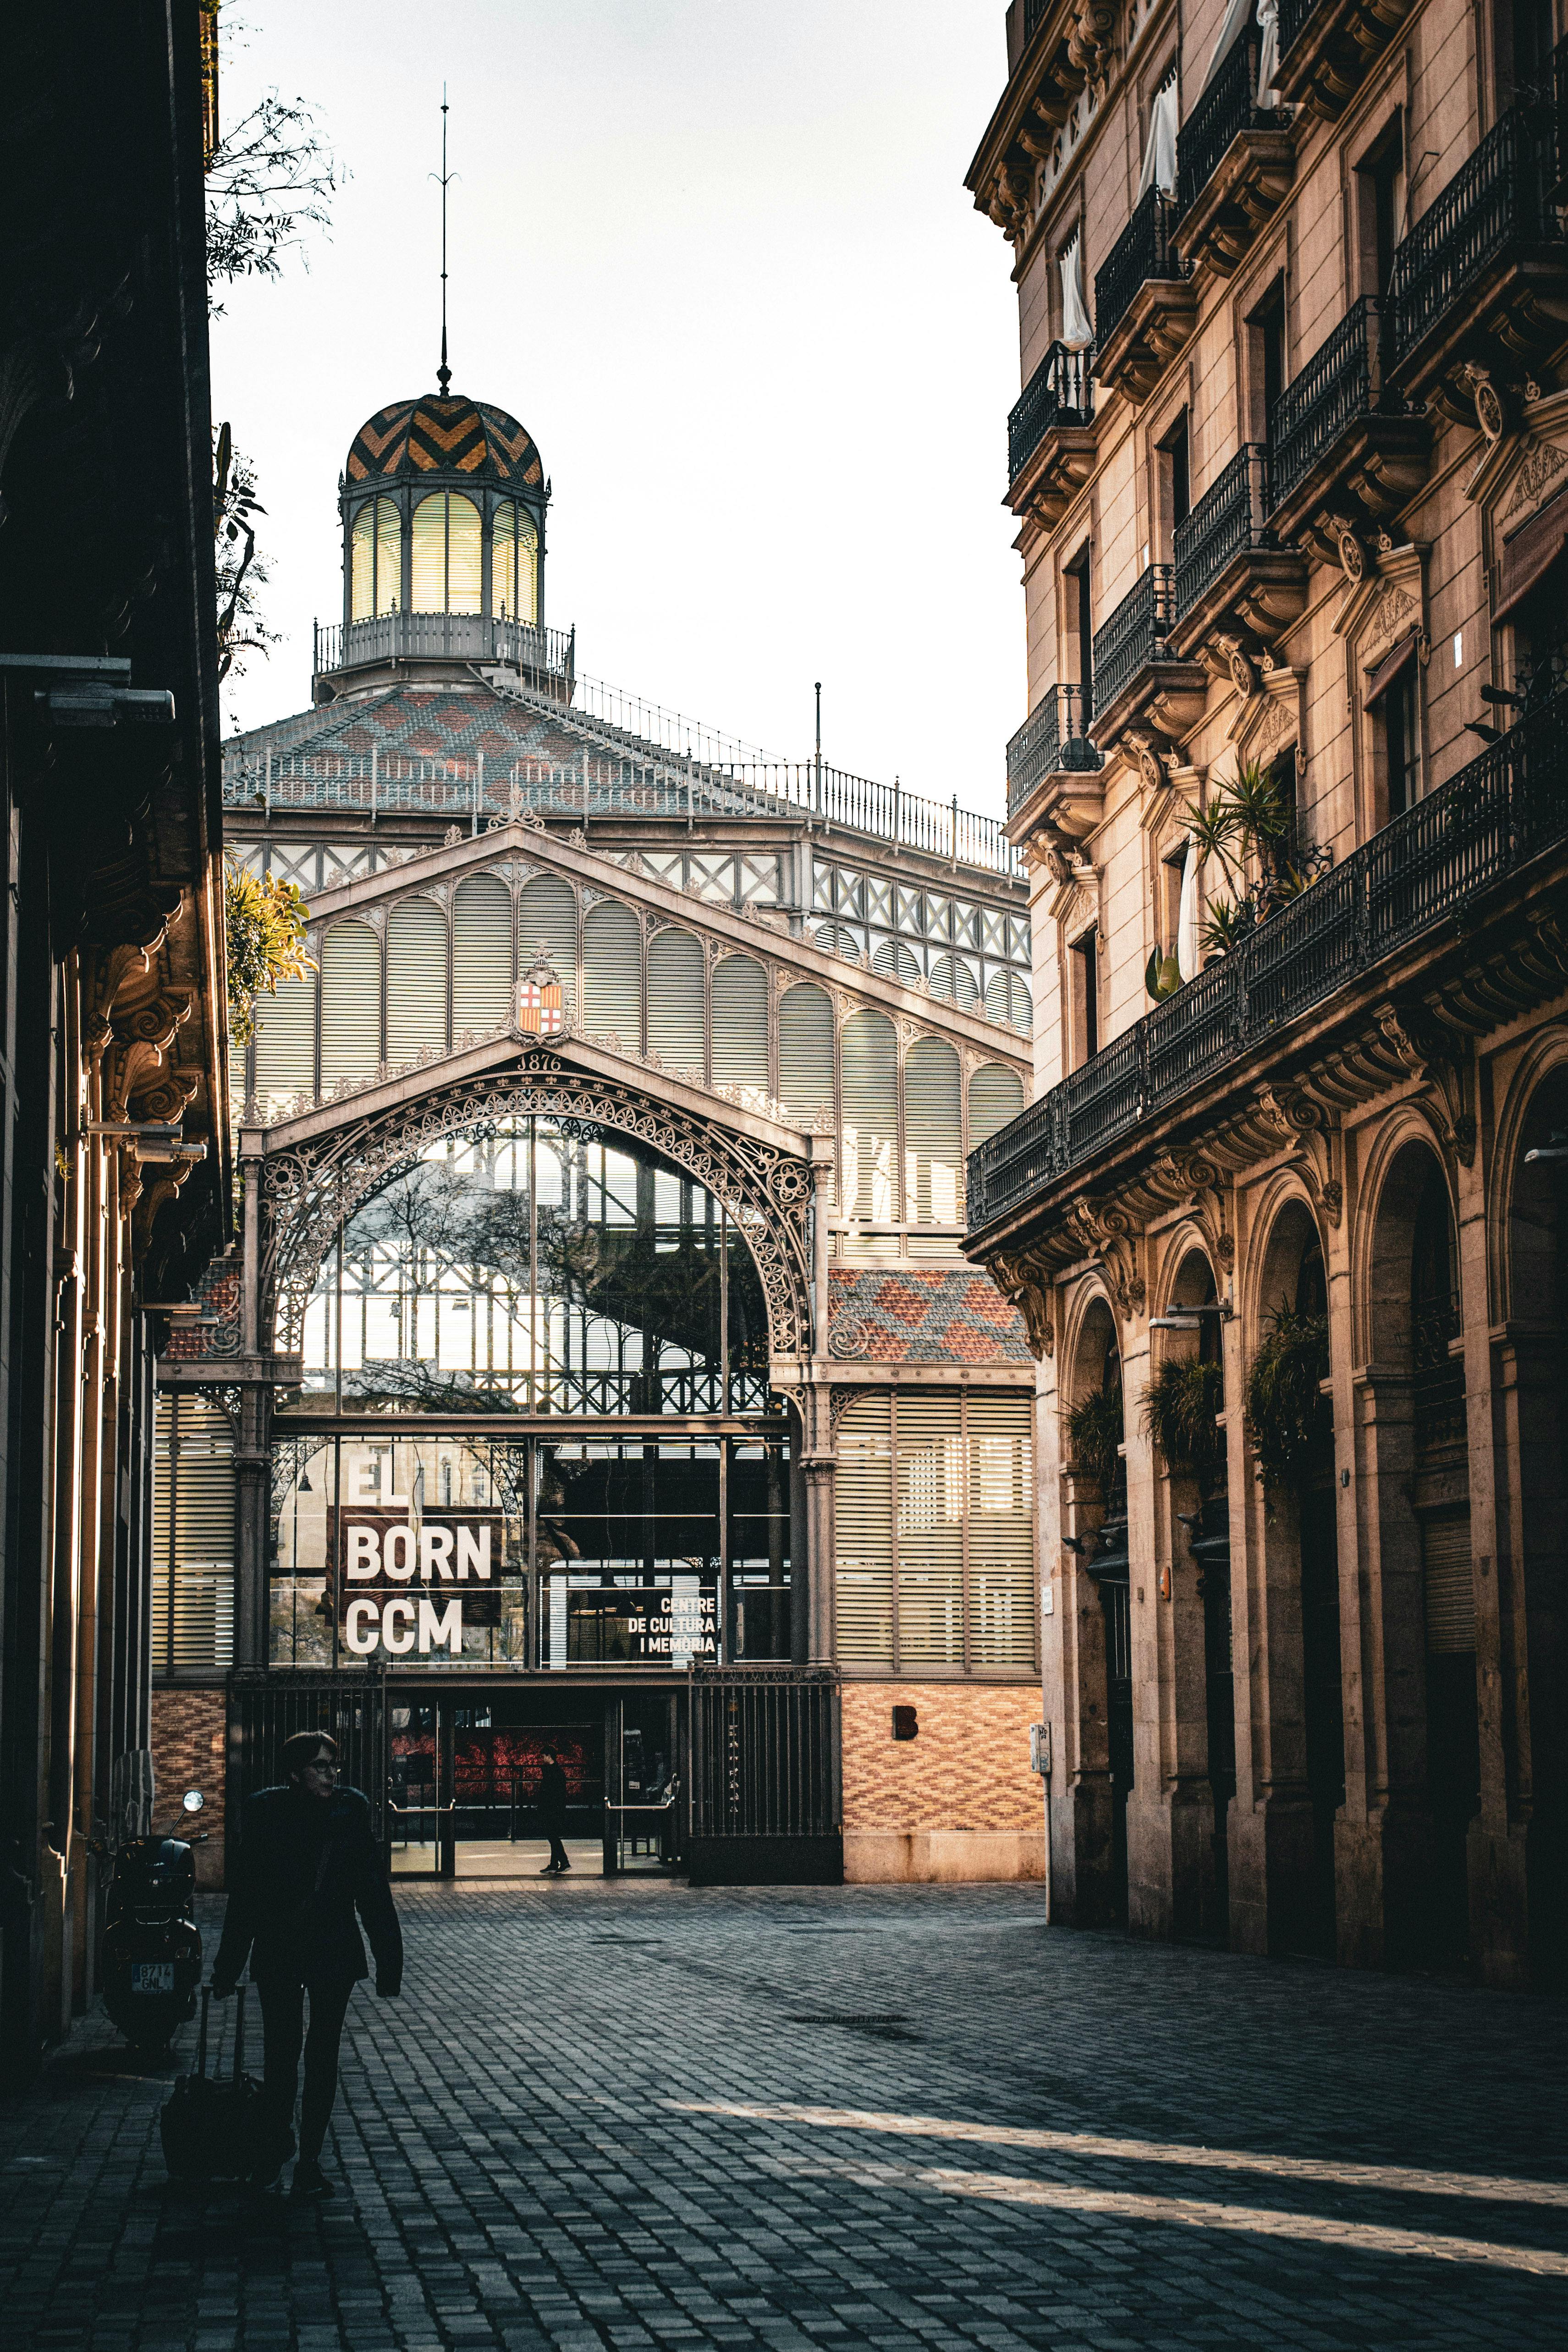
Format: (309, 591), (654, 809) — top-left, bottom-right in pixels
(212, 1731), (402, 2197)
(537, 1747), (571, 1874)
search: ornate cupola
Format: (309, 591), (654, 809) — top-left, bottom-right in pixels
(314, 394), (572, 703)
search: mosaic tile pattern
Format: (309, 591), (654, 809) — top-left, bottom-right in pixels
(826, 1267), (1030, 1364)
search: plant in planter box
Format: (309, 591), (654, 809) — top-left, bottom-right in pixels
(1141, 1357), (1225, 1495)
(1063, 1379), (1124, 1499)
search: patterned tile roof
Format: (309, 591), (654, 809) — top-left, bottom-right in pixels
(346, 397), (543, 490)
(826, 1267), (1031, 1365)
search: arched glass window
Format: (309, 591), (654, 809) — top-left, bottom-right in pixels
(490, 501), (539, 625)
(411, 492), (483, 614)
(350, 497), (402, 621)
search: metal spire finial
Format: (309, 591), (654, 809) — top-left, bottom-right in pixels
(434, 87), (456, 397)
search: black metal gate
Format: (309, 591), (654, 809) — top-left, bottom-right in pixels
(226, 1668), (390, 1857)
(687, 1664), (841, 1885)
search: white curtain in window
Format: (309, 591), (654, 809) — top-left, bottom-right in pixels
(1176, 832), (1201, 982)
(1255, 0), (1281, 110)
(1203, 0), (1258, 86)
(1138, 75), (1181, 195)
(1060, 233), (1093, 349)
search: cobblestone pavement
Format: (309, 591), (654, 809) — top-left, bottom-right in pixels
(4, 1880), (1567, 2350)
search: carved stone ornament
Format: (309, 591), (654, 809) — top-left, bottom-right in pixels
(260, 1063), (816, 1363)
(986, 1244), (1057, 1360)
(1216, 633), (1257, 699)
(1373, 1003), (1477, 1167)
(1064, 1197), (1146, 1321)
(1251, 1084), (1343, 1226)
(1149, 1149), (1234, 1274)
(1459, 364), (1508, 446)
(1499, 434), (1568, 526)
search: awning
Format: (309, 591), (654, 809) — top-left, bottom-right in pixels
(1495, 484), (1568, 622)
(1364, 631), (1419, 705)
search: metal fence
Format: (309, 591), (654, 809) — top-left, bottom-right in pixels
(315, 611), (576, 683)
(1091, 563), (1176, 715)
(1006, 684), (1100, 815)
(1387, 104), (1561, 367)
(1176, 35), (1265, 221)
(1173, 445), (1273, 626)
(687, 1663), (841, 1883)
(1269, 298), (1399, 513)
(967, 690), (1568, 1231)
(226, 1667), (390, 1852)
(1095, 188), (1185, 352)
(1008, 341), (1094, 485)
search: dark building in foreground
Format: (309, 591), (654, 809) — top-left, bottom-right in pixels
(0, 2), (231, 2078)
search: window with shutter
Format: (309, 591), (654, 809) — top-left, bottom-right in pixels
(647, 927), (705, 1073)
(903, 1036), (963, 1223)
(969, 1062), (1024, 1148)
(835, 1394), (895, 1665)
(386, 896), (449, 1063)
(350, 502), (375, 621)
(778, 984), (834, 1123)
(840, 1009), (897, 1217)
(966, 1391), (1036, 1667)
(410, 493), (446, 609)
(895, 1393), (965, 1666)
(376, 498), (400, 615)
(872, 938), (923, 987)
(518, 874), (578, 1018)
(492, 503), (516, 616)
(583, 900), (642, 1044)
(453, 873), (515, 1036)
(814, 922), (860, 965)
(711, 956), (768, 1097)
(446, 494), (482, 613)
(320, 920), (382, 1083)
(253, 965), (318, 1108)
(1423, 1514), (1476, 1653)
(930, 952), (979, 1010)
(152, 1399), (236, 1672)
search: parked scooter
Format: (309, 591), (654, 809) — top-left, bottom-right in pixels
(100, 1788), (207, 2052)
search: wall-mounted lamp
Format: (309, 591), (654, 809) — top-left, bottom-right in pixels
(1149, 1301), (1234, 1332)
(1524, 1131), (1568, 1165)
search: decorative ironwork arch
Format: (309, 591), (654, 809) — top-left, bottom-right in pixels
(260, 1050), (816, 1363)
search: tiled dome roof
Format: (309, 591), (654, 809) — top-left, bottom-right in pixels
(345, 397), (543, 489)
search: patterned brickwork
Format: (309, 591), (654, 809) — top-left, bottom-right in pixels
(346, 396), (543, 488)
(149, 1687), (226, 1886)
(827, 1266), (1032, 1363)
(841, 1681), (1043, 1832)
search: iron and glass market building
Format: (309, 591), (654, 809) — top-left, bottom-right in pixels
(963, 0), (1568, 1984)
(153, 389), (1051, 1885)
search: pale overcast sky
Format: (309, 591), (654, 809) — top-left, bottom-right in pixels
(213, 1), (1022, 816)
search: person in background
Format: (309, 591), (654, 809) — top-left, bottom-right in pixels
(537, 1747), (571, 1874)
(212, 1730), (402, 2198)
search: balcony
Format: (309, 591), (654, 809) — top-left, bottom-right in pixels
(1386, 105), (1568, 413)
(1087, 565), (1208, 757)
(1267, 298), (1432, 552)
(967, 692), (1568, 1234)
(1173, 37), (1295, 280)
(312, 610), (576, 701)
(1274, 0), (1418, 122)
(1007, 342), (1096, 529)
(1092, 191), (1196, 406)
(1005, 684), (1103, 842)
(1168, 446), (1308, 663)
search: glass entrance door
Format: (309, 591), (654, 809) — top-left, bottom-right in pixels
(388, 1698), (454, 1877)
(604, 1692), (682, 1874)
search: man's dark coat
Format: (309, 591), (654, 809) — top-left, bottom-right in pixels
(213, 1785), (403, 1993)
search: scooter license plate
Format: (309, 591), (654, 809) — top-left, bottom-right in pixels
(130, 1962), (175, 1995)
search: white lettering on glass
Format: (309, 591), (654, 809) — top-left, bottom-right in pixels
(347, 1527), (380, 1580)
(345, 1599), (380, 1654)
(418, 1596), (462, 1653)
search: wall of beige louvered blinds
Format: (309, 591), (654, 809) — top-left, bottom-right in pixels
(834, 1390), (1036, 1671)
(243, 875), (1027, 1235)
(151, 1398), (236, 1671)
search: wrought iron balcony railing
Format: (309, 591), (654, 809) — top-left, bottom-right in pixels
(1094, 190), (1186, 352)
(1387, 105), (1562, 367)
(1172, 445), (1273, 624)
(1090, 565), (1176, 714)
(1277, 0), (1321, 57)
(1269, 297), (1398, 511)
(1176, 36), (1266, 220)
(1008, 341), (1094, 485)
(967, 692), (1568, 1231)
(315, 610), (577, 680)
(1006, 684), (1100, 817)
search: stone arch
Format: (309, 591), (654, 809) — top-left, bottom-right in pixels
(260, 1057), (815, 1368)
(1245, 1181), (1327, 1343)
(1491, 1028), (1568, 1323)
(1352, 1106), (1455, 1367)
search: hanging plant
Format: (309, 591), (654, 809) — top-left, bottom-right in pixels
(1244, 1305), (1331, 1489)
(1063, 1379), (1124, 1498)
(1141, 1357), (1224, 1491)
(224, 857), (315, 1046)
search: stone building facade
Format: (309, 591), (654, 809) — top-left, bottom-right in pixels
(964, 0), (1568, 1982)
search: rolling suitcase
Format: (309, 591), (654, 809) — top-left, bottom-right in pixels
(160, 1985), (268, 2182)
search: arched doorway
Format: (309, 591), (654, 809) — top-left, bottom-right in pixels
(1159, 1248), (1232, 1940)
(1067, 1298), (1130, 1923)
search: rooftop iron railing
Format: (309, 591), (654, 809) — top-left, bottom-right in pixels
(966, 691), (1568, 1230)
(1387, 104), (1562, 366)
(1269, 297), (1399, 511)
(1008, 342), (1094, 485)
(314, 611), (577, 681)
(1005, 685), (1100, 817)
(1094, 189), (1186, 352)
(1172, 445), (1273, 624)
(1090, 564), (1176, 715)
(1176, 36), (1266, 221)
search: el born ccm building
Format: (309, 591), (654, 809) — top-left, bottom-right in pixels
(151, 388), (1049, 1888)
(964, 0), (1568, 1982)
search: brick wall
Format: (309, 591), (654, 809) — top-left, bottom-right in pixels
(842, 1681), (1042, 1833)
(150, 1686), (226, 1887)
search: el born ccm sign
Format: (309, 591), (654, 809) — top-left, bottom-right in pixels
(337, 1510), (497, 1654)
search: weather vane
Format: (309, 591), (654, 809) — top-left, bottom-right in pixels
(433, 86), (457, 397)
